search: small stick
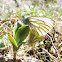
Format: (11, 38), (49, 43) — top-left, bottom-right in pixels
(47, 34), (60, 60)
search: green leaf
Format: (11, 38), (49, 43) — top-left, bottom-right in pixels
(14, 42), (26, 51)
(0, 27), (3, 30)
(13, 21), (22, 39)
(0, 43), (5, 48)
(25, 6), (29, 12)
(8, 35), (18, 48)
(17, 9), (20, 12)
(15, 25), (30, 45)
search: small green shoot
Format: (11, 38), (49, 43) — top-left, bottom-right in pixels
(8, 21), (30, 61)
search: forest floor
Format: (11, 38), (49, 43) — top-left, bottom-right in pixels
(0, 0), (62, 62)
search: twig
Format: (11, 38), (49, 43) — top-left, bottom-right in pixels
(42, 48), (57, 61)
(47, 34), (60, 60)
(0, 21), (11, 28)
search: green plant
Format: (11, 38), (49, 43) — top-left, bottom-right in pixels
(8, 21), (30, 61)
(0, 41), (5, 48)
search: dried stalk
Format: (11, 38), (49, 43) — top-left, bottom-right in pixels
(47, 34), (60, 61)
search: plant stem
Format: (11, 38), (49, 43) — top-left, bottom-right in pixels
(13, 52), (16, 62)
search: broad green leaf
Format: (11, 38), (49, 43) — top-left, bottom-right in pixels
(15, 25), (30, 44)
(8, 35), (18, 48)
(13, 21), (23, 39)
